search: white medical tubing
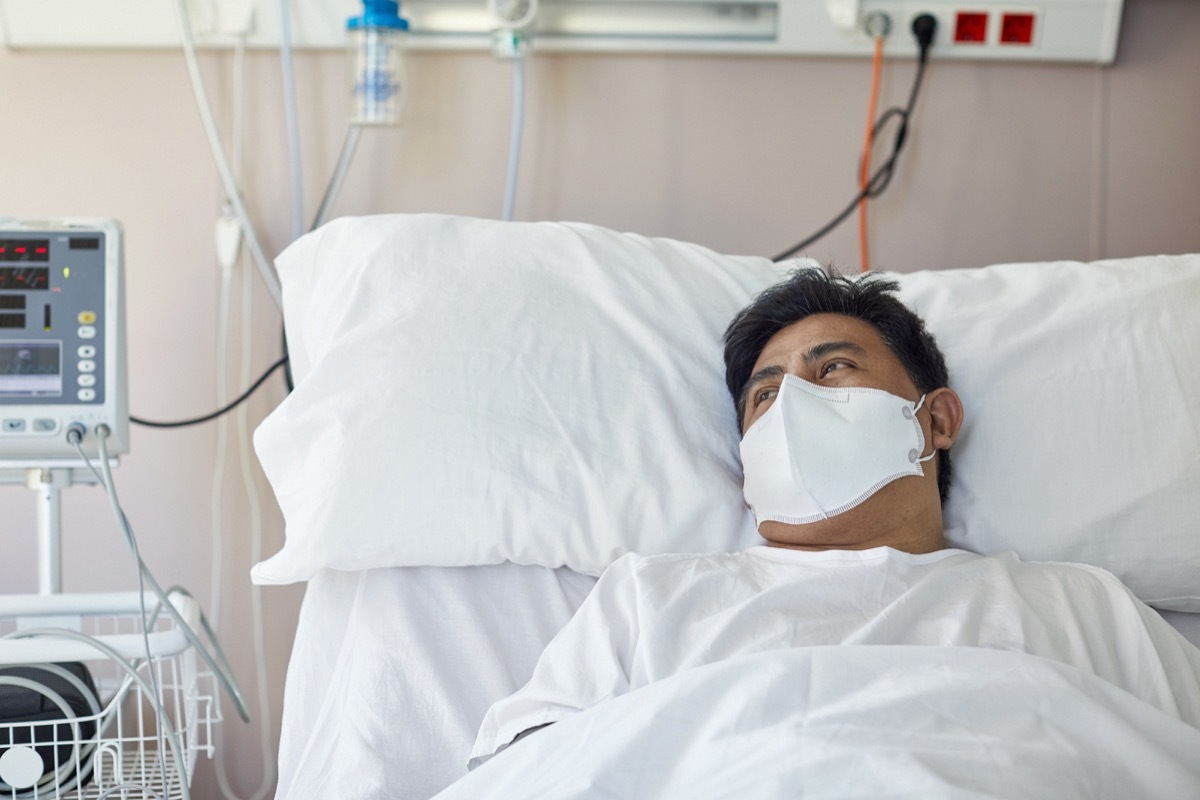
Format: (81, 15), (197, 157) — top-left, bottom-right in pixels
(278, 0), (306, 242)
(312, 125), (364, 231)
(79, 428), (252, 723)
(72, 429), (171, 791)
(212, 249), (277, 800)
(211, 83), (277, 793)
(171, 0), (283, 309)
(210, 227), (234, 631)
(1088, 66), (1109, 261)
(211, 28), (246, 632)
(502, 56), (527, 222)
(209, 256), (240, 797)
(233, 35), (247, 179)
(489, 0), (536, 221)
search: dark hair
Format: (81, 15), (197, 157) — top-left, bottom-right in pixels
(723, 268), (954, 503)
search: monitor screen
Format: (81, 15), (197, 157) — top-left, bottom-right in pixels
(0, 341), (62, 397)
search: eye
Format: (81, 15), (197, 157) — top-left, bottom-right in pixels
(821, 359), (855, 378)
(746, 384), (780, 422)
(754, 387), (778, 406)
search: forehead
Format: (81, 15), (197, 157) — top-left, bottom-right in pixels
(751, 313), (897, 373)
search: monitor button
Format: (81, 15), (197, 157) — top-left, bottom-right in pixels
(77, 388), (96, 402)
(78, 345), (96, 358)
(3, 419), (27, 433)
(33, 418), (58, 433)
(78, 325), (96, 339)
(78, 374), (97, 387)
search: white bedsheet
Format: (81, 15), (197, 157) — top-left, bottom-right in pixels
(434, 646), (1200, 799)
(276, 563), (1200, 800)
(1161, 608), (1200, 649)
(275, 564), (595, 800)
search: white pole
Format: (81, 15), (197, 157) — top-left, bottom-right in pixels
(28, 467), (71, 594)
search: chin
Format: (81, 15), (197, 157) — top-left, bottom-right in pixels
(756, 496), (944, 553)
(758, 519), (869, 550)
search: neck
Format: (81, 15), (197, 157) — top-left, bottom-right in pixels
(763, 528), (946, 555)
(758, 485), (947, 555)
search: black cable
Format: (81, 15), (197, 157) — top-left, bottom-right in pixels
(773, 14), (938, 263)
(131, 355), (290, 429)
(282, 323), (295, 393)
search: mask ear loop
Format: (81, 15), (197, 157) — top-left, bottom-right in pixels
(905, 394), (938, 463)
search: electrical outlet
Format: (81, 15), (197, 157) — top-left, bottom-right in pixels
(999, 11), (1035, 44)
(953, 11), (989, 43)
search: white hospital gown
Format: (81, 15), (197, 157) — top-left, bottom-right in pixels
(470, 545), (1200, 765)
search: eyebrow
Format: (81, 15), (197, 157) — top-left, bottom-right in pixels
(739, 340), (869, 416)
(802, 340), (868, 365)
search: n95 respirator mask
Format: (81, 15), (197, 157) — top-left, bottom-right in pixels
(739, 374), (933, 528)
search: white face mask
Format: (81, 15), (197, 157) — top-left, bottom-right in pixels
(740, 374), (933, 528)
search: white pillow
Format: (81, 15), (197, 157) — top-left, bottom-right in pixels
(892, 255), (1200, 611)
(252, 214), (1200, 611)
(251, 214), (784, 583)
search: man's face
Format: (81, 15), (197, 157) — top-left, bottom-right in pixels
(741, 313), (922, 434)
(739, 312), (954, 553)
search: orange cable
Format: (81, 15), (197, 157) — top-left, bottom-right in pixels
(859, 34), (885, 273)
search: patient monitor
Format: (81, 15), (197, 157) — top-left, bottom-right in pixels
(0, 217), (127, 464)
(0, 218), (129, 593)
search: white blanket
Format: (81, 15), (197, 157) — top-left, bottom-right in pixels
(436, 645), (1200, 799)
(471, 548), (1200, 762)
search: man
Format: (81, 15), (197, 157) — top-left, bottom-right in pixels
(467, 268), (1200, 767)
(723, 269), (962, 555)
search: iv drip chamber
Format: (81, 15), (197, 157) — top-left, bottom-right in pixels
(348, 0), (409, 126)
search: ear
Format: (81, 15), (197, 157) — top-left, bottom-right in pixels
(926, 387), (964, 451)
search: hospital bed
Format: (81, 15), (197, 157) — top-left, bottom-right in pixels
(250, 214), (1200, 799)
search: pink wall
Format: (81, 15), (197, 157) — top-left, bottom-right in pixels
(0, 0), (1197, 794)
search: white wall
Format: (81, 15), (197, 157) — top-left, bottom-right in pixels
(0, 0), (1197, 796)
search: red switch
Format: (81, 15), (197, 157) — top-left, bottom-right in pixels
(1000, 12), (1036, 44)
(954, 12), (989, 43)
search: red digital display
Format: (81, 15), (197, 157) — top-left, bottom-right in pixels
(0, 239), (50, 263)
(0, 268), (50, 291)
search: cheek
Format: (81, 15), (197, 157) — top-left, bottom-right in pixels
(745, 396), (780, 431)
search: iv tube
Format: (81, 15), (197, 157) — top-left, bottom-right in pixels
(348, 0), (409, 126)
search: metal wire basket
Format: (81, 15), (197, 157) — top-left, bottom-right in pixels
(0, 592), (218, 799)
